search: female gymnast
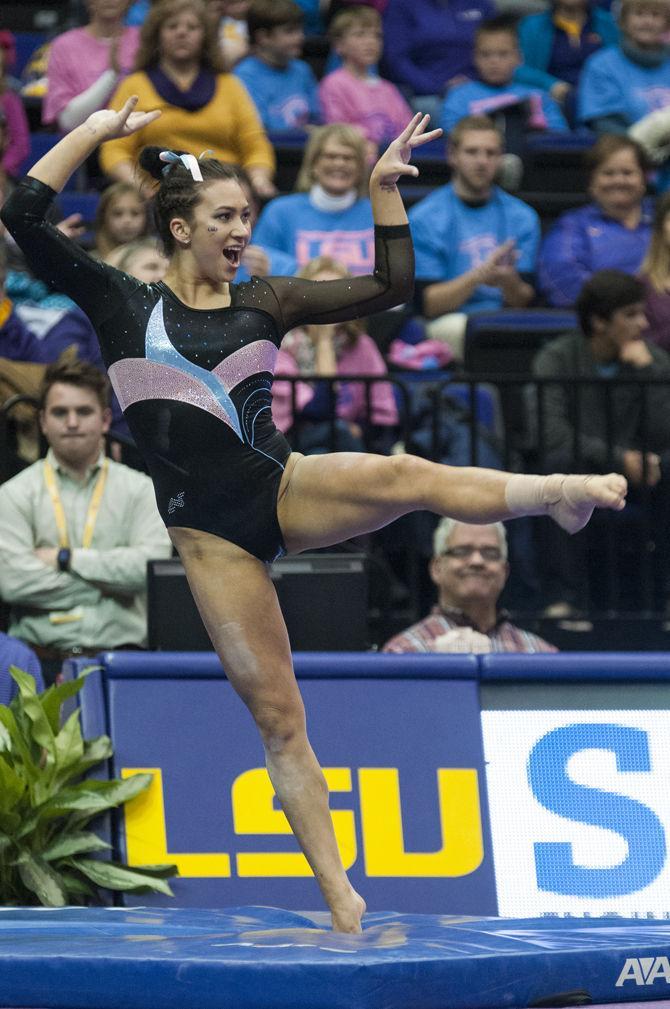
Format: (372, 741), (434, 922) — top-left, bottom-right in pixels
(0, 98), (627, 933)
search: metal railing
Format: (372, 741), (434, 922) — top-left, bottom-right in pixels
(276, 371), (670, 617)
(2, 373), (667, 618)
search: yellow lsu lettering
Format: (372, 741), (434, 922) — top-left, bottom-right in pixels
(121, 766), (483, 878)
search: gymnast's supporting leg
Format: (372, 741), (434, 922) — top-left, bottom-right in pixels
(277, 453), (628, 553)
(168, 527), (365, 935)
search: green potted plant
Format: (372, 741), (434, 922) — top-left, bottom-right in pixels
(0, 666), (177, 906)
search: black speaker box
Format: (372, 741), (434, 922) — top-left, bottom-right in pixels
(147, 554), (369, 652)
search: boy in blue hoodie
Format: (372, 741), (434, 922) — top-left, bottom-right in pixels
(235, 0), (320, 131)
(441, 16), (569, 148)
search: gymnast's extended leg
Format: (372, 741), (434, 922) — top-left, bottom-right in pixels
(277, 452), (627, 553)
(168, 527), (365, 934)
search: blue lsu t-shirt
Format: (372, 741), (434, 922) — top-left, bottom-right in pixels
(441, 79), (569, 135)
(234, 56), (320, 130)
(578, 46), (670, 124)
(408, 183), (540, 313)
(252, 193), (375, 276)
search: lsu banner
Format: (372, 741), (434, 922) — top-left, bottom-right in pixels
(114, 676), (496, 913)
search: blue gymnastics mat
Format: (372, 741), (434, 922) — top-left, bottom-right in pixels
(3, 906), (670, 1009)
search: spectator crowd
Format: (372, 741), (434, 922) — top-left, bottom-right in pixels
(2, 0), (670, 685)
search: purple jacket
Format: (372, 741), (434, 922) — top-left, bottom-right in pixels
(383, 0), (495, 96)
(0, 631), (43, 705)
(538, 200), (654, 307)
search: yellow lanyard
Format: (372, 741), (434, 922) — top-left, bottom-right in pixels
(43, 457), (109, 550)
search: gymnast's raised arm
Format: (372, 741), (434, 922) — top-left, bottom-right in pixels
(266, 114), (443, 332)
(0, 98), (160, 324)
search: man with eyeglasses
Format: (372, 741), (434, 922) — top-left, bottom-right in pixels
(382, 517), (556, 653)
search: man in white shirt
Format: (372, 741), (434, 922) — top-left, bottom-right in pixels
(0, 356), (172, 682)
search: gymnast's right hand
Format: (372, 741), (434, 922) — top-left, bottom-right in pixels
(84, 96), (161, 141)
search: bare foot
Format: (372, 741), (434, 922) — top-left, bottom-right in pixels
(330, 888), (366, 934)
(546, 473), (627, 534)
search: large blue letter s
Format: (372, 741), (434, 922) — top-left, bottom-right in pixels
(528, 724), (666, 897)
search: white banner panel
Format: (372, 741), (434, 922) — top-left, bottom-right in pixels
(482, 710), (670, 917)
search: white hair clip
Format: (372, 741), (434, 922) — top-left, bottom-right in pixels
(159, 150), (204, 182)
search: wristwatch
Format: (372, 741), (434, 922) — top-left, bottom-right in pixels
(57, 547), (72, 572)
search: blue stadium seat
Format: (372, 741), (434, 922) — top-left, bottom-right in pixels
(57, 191), (100, 224)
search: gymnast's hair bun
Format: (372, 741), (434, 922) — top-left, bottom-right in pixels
(138, 146), (165, 180)
(138, 146), (191, 180)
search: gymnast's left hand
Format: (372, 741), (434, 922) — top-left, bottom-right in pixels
(84, 95), (161, 141)
(370, 113), (443, 190)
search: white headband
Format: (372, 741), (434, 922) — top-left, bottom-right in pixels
(159, 150), (204, 182)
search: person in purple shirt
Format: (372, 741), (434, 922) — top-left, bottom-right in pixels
(0, 631), (44, 705)
(382, 0), (495, 102)
(538, 134), (653, 307)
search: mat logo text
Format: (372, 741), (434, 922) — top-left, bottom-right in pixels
(120, 765), (484, 878)
(616, 957), (670, 986)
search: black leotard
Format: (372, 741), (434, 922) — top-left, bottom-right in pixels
(1, 178), (413, 562)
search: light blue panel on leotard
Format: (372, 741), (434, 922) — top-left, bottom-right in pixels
(3, 906), (670, 1009)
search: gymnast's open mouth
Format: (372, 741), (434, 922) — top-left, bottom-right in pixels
(223, 247), (243, 266)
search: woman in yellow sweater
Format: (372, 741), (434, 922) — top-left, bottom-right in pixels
(100, 0), (275, 197)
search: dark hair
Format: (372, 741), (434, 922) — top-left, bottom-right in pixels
(585, 133), (649, 180)
(247, 0), (303, 43)
(576, 269), (646, 336)
(475, 14), (519, 43)
(39, 354), (110, 411)
(139, 146), (242, 254)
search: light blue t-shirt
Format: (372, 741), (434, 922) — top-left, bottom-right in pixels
(441, 79), (569, 135)
(578, 46), (670, 124)
(253, 193), (375, 275)
(408, 183), (540, 313)
(234, 56), (320, 130)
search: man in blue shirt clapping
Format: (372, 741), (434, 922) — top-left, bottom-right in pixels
(408, 115), (540, 358)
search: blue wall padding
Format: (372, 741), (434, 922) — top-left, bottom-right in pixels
(74, 650), (670, 683)
(3, 907), (670, 1009)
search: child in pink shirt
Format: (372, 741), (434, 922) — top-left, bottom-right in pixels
(318, 6), (413, 146)
(272, 256), (399, 446)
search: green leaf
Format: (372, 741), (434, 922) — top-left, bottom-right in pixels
(40, 668), (95, 735)
(73, 858), (174, 896)
(10, 668), (56, 753)
(42, 832), (110, 861)
(54, 710), (84, 774)
(16, 853), (67, 907)
(64, 735), (114, 781)
(57, 871), (95, 900)
(0, 719), (11, 754)
(117, 863), (178, 878)
(41, 773), (153, 819)
(0, 810), (21, 835)
(0, 756), (26, 813)
(0, 708), (40, 781)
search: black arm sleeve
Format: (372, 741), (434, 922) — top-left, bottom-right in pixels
(264, 224), (414, 333)
(0, 178), (142, 328)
